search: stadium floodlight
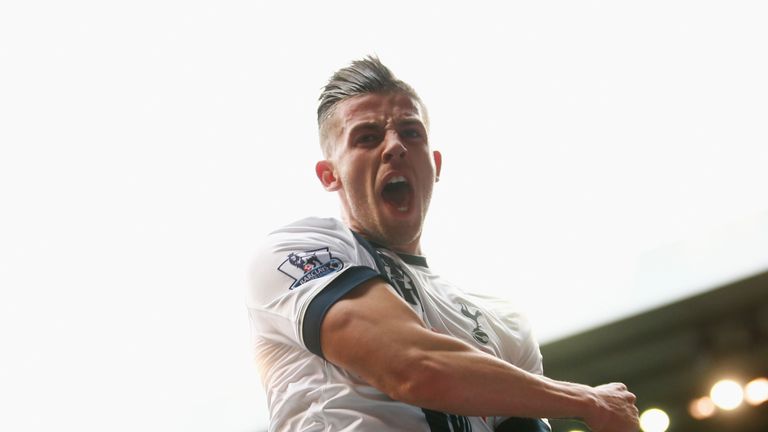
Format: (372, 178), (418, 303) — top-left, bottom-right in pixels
(688, 396), (716, 420)
(710, 379), (744, 410)
(639, 408), (670, 432)
(744, 377), (768, 406)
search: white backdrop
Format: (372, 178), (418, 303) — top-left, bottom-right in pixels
(2, 1), (767, 431)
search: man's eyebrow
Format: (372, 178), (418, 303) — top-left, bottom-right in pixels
(396, 118), (426, 129)
(348, 122), (384, 133)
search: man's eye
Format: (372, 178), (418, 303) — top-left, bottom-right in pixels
(357, 134), (380, 145)
(401, 129), (423, 139)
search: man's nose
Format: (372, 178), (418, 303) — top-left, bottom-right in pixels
(382, 133), (407, 163)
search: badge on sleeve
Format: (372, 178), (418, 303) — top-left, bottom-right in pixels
(277, 247), (344, 289)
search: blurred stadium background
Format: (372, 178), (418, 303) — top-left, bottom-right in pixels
(543, 269), (768, 432)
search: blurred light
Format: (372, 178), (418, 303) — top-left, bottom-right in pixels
(567, 430), (586, 432)
(640, 408), (670, 432)
(688, 396), (716, 420)
(745, 377), (768, 406)
(710, 379), (744, 410)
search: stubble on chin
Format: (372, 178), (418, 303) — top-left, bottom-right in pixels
(347, 207), (417, 249)
(343, 187), (429, 252)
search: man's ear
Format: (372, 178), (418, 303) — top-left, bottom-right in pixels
(316, 160), (341, 191)
(433, 150), (442, 182)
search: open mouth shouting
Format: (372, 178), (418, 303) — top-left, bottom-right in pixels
(381, 175), (413, 213)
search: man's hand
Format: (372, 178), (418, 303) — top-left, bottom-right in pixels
(584, 383), (640, 432)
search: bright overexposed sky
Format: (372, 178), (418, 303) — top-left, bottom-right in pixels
(1, 1), (767, 431)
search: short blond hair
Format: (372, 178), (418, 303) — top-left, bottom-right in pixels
(317, 56), (428, 157)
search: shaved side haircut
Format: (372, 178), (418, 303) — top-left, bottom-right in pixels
(317, 56), (428, 157)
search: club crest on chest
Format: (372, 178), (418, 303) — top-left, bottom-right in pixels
(459, 303), (490, 345)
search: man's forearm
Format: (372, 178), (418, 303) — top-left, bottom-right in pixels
(389, 331), (598, 420)
(322, 281), (639, 432)
(388, 333), (637, 432)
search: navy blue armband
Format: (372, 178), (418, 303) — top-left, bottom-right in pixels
(302, 266), (381, 358)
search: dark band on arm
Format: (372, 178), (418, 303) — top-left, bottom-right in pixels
(302, 265), (381, 358)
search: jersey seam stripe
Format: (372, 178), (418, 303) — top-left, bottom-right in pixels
(350, 230), (391, 280)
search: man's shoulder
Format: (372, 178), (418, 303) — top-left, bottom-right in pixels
(259, 216), (358, 256)
(248, 216), (363, 303)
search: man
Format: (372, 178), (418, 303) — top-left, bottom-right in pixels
(248, 56), (639, 431)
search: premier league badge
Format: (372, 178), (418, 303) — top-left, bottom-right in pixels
(277, 247), (344, 289)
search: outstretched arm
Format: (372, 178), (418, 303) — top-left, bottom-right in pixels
(320, 278), (639, 432)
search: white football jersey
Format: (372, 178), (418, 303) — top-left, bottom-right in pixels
(247, 217), (550, 431)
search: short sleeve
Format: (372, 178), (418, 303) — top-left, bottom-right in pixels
(247, 217), (382, 358)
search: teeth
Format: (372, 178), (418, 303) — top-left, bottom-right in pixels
(387, 176), (407, 185)
(398, 206), (408, 212)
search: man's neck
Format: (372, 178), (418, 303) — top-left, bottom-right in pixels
(349, 227), (423, 256)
